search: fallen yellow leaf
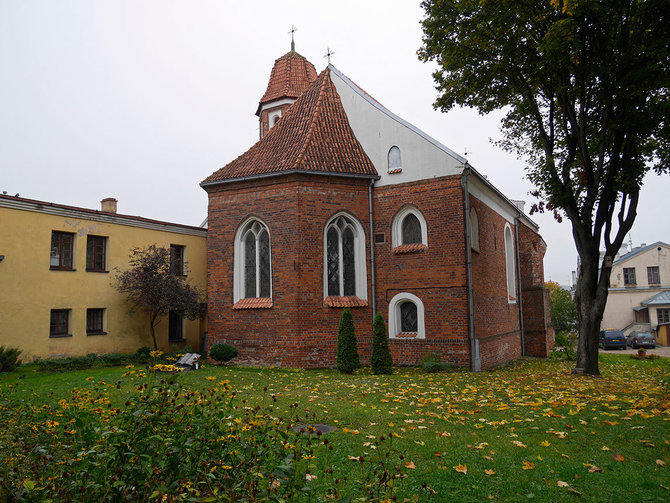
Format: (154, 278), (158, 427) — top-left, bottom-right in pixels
(656, 459), (666, 467)
(557, 481), (569, 487)
(453, 463), (468, 474)
(485, 469), (496, 476)
(540, 440), (551, 447)
(612, 453), (625, 462)
(405, 461), (416, 469)
(521, 461), (535, 470)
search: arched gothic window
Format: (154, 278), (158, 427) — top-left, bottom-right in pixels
(470, 207), (480, 252)
(388, 146), (402, 172)
(234, 218), (272, 303)
(388, 292), (425, 338)
(324, 213), (368, 300)
(504, 223), (516, 302)
(391, 206), (428, 248)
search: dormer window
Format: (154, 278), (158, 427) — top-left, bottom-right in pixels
(269, 111), (282, 130)
(388, 146), (402, 173)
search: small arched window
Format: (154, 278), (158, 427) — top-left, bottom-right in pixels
(388, 146), (402, 173)
(402, 213), (422, 244)
(504, 223), (516, 302)
(323, 213), (368, 301)
(234, 218), (272, 303)
(268, 111), (281, 130)
(391, 206), (428, 249)
(470, 208), (480, 252)
(389, 292), (425, 338)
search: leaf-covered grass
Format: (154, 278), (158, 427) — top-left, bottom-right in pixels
(1, 354), (668, 501)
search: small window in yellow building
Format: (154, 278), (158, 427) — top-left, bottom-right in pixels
(50, 309), (71, 337)
(87, 308), (106, 335)
(50, 231), (75, 270)
(86, 236), (107, 272)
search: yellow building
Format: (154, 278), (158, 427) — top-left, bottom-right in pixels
(0, 194), (207, 361)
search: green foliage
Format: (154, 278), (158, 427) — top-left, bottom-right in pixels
(546, 282), (578, 333)
(550, 331), (578, 361)
(209, 343), (239, 363)
(0, 346), (21, 373)
(419, 0), (669, 375)
(34, 351), (142, 371)
(371, 313), (393, 374)
(0, 370), (408, 501)
(134, 345), (152, 362)
(421, 353), (455, 373)
(336, 308), (361, 374)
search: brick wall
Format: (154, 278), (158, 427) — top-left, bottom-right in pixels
(373, 176), (470, 367)
(205, 172), (551, 370)
(469, 195), (522, 369)
(206, 174), (373, 368)
(518, 223), (554, 356)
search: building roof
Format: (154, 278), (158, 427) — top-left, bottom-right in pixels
(256, 50), (317, 114)
(202, 68), (379, 186)
(612, 241), (670, 265)
(641, 290), (670, 306)
(0, 193), (207, 236)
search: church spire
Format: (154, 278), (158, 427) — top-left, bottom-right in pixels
(289, 25), (297, 52)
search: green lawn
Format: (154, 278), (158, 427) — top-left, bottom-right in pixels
(1, 354), (668, 502)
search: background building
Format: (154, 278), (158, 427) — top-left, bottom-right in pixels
(0, 194), (207, 361)
(601, 241), (670, 336)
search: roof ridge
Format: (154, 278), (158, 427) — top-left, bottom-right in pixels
(295, 68), (330, 168)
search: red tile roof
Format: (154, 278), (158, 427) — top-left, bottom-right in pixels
(258, 51), (317, 109)
(233, 298), (273, 309)
(392, 243), (428, 254)
(203, 68), (379, 185)
(323, 296), (368, 308)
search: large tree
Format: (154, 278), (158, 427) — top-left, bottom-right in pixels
(419, 0), (668, 375)
(114, 245), (203, 350)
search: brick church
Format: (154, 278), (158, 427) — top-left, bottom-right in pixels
(201, 47), (553, 370)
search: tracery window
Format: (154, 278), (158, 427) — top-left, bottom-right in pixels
(323, 213), (367, 301)
(234, 218), (272, 303)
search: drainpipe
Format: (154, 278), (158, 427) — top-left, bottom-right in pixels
(462, 167), (480, 371)
(368, 179), (376, 318)
(514, 215), (526, 356)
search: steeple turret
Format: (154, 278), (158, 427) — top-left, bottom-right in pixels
(256, 48), (317, 139)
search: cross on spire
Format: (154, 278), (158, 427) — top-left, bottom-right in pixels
(324, 47), (335, 65)
(288, 25), (297, 51)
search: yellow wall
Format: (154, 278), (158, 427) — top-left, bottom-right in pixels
(0, 200), (207, 361)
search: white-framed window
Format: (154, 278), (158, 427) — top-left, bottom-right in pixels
(504, 223), (516, 303)
(269, 111), (282, 130)
(388, 292), (425, 339)
(470, 207), (480, 252)
(323, 213), (368, 300)
(233, 217), (272, 303)
(388, 146), (402, 173)
(391, 206), (428, 248)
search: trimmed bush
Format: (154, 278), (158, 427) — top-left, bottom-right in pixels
(336, 308), (361, 374)
(371, 313), (393, 374)
(0, 346), (22, 372)
(209, 343), (239, 363)
(135, 346), (152, 362)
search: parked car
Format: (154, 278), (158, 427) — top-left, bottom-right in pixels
(626, 331), (656, 349)
(600, 330), (627, 350)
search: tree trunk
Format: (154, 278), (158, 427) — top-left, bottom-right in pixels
(150, 312), (159, 350)
(574, 254), (609, 375)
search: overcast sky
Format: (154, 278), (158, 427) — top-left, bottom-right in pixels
(2, 1), (667, 286)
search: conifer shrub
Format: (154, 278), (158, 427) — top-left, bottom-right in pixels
(0, 346), (21, 372)
(371, 313), (393, 374)
(336, 308), (361, 374)
(209, 343), (239, 363)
